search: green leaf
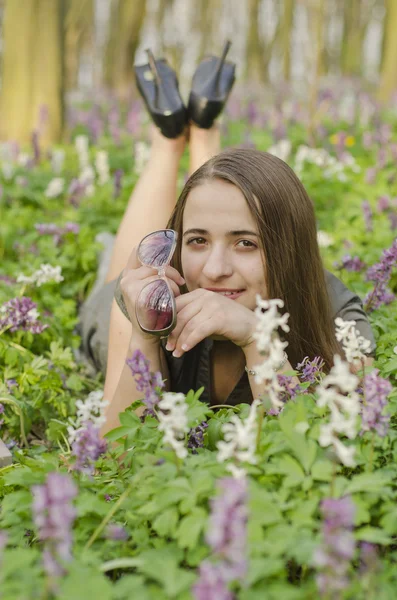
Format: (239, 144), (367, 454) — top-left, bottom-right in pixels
(152, 507), (179, 537)
(269, 454), (305, 487)
(345, 471), (392, 494)
(246, 557), (285, 585)
(136, 547), (196, 598)
(355, 526), (393, 545)
(58, 564), (114, 600)
(311, 460), (333, 482)
(175, 507), (207, 550)
(65, 373), (84, 391)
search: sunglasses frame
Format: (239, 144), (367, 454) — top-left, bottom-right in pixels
(135, 229), (178, 337)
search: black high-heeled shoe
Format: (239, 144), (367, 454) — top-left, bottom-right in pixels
(135, 49), (187, 139)
(187, 41), (236, 129)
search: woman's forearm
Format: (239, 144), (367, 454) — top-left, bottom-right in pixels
(243, 342), (297, 400)
(100, 336), (165, 436)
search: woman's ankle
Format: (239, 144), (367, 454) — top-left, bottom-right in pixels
(189, 124), (221, 173)
(150, 125), (187, 159)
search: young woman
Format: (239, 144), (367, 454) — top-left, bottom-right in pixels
(77, 118), (375, 437)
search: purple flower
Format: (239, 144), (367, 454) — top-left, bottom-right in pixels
(67, 179), (86, 207)
(206, 477), (248, 582)
(0, 297), (48, 334)
(296, 356), (325, 384)
(32, 472), (78, 577)
(0, 404), (4, 415)
(359, 542), (378, 575)
(188, 421), (208, 453)
(105, 524), (129, 541)
(71, 421), (107, 475)
(365, 167), (377, 185)
(31, 130), (41, 164)
(193, 561), (234, 600)
(362, 200), (373, 232)
(104, 494), (112, 502)
(0, 531), (7, 565)
(35, 222), (79, 245)
(126, 349), (164, 410)
(361, 370), (391, 437)
(388, 213), (397, 231)
(113, 169), (123, 198)
(377, 195), (390, 212)
(364, 239), (397, 311)
(313, 496), (356, 597)
(334, 255), (366, 272)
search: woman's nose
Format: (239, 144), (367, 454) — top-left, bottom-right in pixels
(202, 248), (233, 280)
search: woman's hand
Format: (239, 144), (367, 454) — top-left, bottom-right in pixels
(165, 289), (257, 357)
(120, 246), (185, 342)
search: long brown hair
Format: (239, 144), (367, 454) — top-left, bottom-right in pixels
(168, 147), (341, 371)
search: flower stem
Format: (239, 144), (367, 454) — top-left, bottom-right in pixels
(368, 433), (375, 472)
(84, 481), (133, 551)
(330, 461), (337, 497)
(255, 403), (265, 454)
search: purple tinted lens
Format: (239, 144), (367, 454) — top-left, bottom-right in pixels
(136, 279), (174, 331)
(138, 230), (176, 269)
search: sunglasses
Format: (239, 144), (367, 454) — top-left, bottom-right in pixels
(135, 229), (178, 337)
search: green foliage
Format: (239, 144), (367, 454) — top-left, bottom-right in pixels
(0, 95), (397, 599)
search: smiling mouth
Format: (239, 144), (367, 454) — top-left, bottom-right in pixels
(205, 288), (245, 298)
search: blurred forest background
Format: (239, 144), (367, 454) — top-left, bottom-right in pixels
(0, 0), (396, 145)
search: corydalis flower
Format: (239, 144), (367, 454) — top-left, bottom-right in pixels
(95, 150), (110, 185)
(158, 392), (189, 459)
(364, 239), (397, 311)
(252, 297), (289, 411)
(317, 355), (360, 467)
(105, 524), (129, 541)
(35, 222), (79, 245)
(126, 349), (164, 410)
(193, 477), (248, 600)
(334, 255), (366, 272)
(71, 420), (107, 475)
(313, 496), (356, 597)
(296, 356), (325, 384)
(17, 263), (64, 287)
(188, 421), (208, 453)
(361, 369), (391, 437)
(362, 200), (373, 232)
(335, 317), (372, 366)
(113, 169), (123, 198)
(45, 177), (64, 198)
(67, 390), (109, 447)
(0, 296), (48, 334)
(217, 399), (260, 479)
(32, 472), (77, 577)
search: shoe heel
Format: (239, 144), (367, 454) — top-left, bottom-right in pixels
(188, 40), (236, 129)
(135, 49), (187, 139)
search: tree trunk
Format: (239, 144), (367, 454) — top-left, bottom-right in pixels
(378, 0), (397, 103)
(64, 0), (94, 92)
(104, 0), (147, 100)
(245, 0), (267, 83)
(0, 0), (65, 145)
(340, 0), (365, 76)
(282, 0), (295, 81)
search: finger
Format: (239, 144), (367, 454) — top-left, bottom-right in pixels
(172, 316), (216, 357)
(165, 301), (203, 351)
(121, 272), (181, 300)
(175, 288), (209, 311)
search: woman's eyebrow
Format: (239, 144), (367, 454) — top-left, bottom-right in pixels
(183, 228), (259, 237)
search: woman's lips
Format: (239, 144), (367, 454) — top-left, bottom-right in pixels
(205, 288), (245, 300)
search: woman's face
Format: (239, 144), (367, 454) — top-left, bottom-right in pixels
(180, 179), (267, 311)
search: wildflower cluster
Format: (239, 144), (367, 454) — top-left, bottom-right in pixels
(252, 297), (290, 411)
(32, 472), (77, 577)
(193, 477), (248, 600)
(17, 263), (64, 287)
(217, 399), (260, 479)
(361, 369), (391, 437)
(157, 392), (189, 459)
(313, 496), (356, 597)
(35, 222), (79, 245)
(364, 238), (397, 311)
(335, 317), (372, 366)
(296, 356), (325, 384)
(317, 356), (360, 466)
(67, 390), (108, 474)
(334, 254), (366, 272)
(126, 349), (164, 410)
(294, 145), (359, 181)
(188, 421), (208, 453)
(45, 178), (65, 198)
(0, 296), (48, 334)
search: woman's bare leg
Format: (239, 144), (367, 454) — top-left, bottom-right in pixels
(105, 127), (187, 283)
(188, 124), (221, 175)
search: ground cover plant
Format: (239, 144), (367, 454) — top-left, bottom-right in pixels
(0, 84), (397, 599)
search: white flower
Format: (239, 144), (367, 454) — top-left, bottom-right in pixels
(253, 297), (290, 352)
(2, 162), (14, 180)
(335, 317), (372, 365)
(317, 230), (334, 248)
(75, 135), (90, 170)
(17, 264), (64, 287)
(17, 153), (31, 167)
(79, 165), (95, 197)
(158, 392), (189, 459)
(68, 390), (109, 445)
(134, 141), (150, 174)
(95, 151), (110, 185)
(51, 149), (65, 174)
(267, 139), (292, 162)
(394, 346), (397, 355)
(316, 354), (360, 466)
(217, 399), (261, 477)
(45, 177), (64, 198)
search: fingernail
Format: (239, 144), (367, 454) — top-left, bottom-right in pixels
(172, 350), (181, 358)
(166, 342), (173, 351)
(181, 344), (189, 351)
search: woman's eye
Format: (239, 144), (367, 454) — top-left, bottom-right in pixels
(237, 240), (257, 248)
(187, 237), (207, 245)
